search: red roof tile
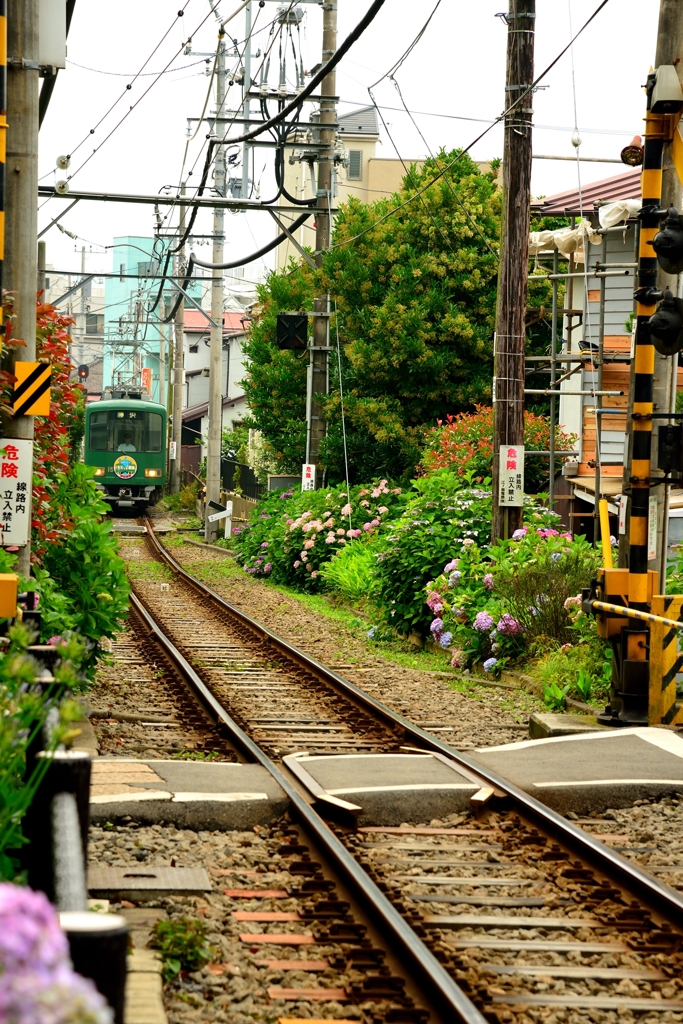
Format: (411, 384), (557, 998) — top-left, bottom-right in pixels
(531, 169), (641, 216)
(183, 309), (247, 333)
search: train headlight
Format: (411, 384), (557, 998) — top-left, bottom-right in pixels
(145, 468), (162, 478)
(94, 467), (105, 477)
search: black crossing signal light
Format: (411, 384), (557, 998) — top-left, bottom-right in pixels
(651, 206), (683, 275)
(77, 364), (89, 381)
(276, 313), (307, 351)
(649, 288), (683, 355)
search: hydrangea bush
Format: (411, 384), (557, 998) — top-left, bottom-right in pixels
(0, 883), (112, 1023)
(233, 480), (406, 591)
(424, 515), (601, 674)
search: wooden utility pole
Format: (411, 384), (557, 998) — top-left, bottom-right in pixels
(491, 0), (536, 541)
(6, 0), (39, 574)
(306, 0), (337, 478)
(650, 0), (683, 582)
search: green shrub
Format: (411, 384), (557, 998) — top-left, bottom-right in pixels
(39, 464), (129, 666)
(150, 918), (210, 983)
(319, 541), (378, 601)
(373, 471), (494, 637)
(233, 479), (406, 592)
(0, 623), (89, 879)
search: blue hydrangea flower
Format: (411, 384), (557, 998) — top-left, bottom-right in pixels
(483, 657), (498, 673)
(438, 631), (453, 649)
(367, 626), (377, 639)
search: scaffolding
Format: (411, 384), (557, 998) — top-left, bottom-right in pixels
(514, 216), (640, 536)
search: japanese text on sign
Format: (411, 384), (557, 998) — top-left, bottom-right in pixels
(301, 463), (316, 492)
(0, 439), (32, 546)
(498, 445), (524, 507)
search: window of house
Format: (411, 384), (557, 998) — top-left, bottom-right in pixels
(86, 313), (104, 335)
(189, 342), (199, 353)
(348, 150), (362, 180)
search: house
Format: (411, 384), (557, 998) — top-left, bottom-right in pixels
(530, 169), (683, 557)
(180, 308), (249, 474)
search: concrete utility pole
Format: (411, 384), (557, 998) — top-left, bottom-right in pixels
(241, 0), (252, 200)
(306, 0), (337, 480)
(6, 0), (39, 574)
(170, 188), (186, 494)
(491, 0), (536, 541)
(650, 0), (683, 583)
(78, 246), (86, 365)
(206, 30), (227, 541)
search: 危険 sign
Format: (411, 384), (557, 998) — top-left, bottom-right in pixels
(0, 439), (32, 546)
(301, 463), (316, 492)
(498, 444), (524, 507)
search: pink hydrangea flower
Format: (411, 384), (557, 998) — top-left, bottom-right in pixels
(512, 528), (527, 540)
(483, 573), (494, 590)
(304, 539), (315, 550)
(360, 500), (370, 508)
(341, 503), (352, 516)
(363, 522), (373, 531)
(443, 559), (459, 573)
(325, 534), (336, 544)
(336, 528), (345, 536)
(293, 560), (301, 567)
(378, 506), (389, 514)
(371, 518), (380, 527)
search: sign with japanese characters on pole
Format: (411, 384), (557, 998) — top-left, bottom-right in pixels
(301, 463), (316, 492)
(498, 444), (524, 507)
(0, 440), (32, 546)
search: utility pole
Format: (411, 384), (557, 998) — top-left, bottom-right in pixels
(79, 245), (86, 366)
(650, 0), (683, 583)
(206, 29), (227, 541)
(306, 0), (337, 480)
(6, 0), (39, 575)
(491, 0), (536, 541)
(170, 188), (186, 494)
(241, 0), (252, 200)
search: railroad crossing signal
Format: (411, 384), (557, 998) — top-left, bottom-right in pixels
(77, 364), (89, 381)
(13, 362), (51, 416)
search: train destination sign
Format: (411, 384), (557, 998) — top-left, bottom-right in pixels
(0, 439), (33, 546)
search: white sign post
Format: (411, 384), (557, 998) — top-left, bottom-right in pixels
(169, 441), (177, 461)
(302, 463), (316, 492)
(498, 445), (524, 507)
(207, 501), (234, 539)
(0, 439), (33, 547)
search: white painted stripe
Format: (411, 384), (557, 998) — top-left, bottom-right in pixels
(171, 792), (269, 802)
(481, 727), (683, 759)
(300, 753), (433, 763)
(533, 779), (683, 789)
(90, 790), (172, 804)
(326, 783), (476, 795)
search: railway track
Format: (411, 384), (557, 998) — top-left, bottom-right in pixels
(110, 519), (683, 1022)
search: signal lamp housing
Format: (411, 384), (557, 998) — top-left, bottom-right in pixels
(651, 206), (683, 275)
(649, 288), (683, 355)
(620, 135), (643, 167)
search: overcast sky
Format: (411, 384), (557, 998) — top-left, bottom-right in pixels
(38, 0), (660, 283)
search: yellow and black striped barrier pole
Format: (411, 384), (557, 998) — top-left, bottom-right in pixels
(0, 0), (7, 344)
(628, 103), (665, 610)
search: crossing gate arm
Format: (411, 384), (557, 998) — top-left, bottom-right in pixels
(585, 597), (683, 726)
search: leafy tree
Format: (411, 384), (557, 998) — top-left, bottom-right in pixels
(243, 150), (554, 482)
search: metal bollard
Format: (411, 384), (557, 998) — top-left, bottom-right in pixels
(60, 911), (129, 1024)
(21, 749), (92, 899)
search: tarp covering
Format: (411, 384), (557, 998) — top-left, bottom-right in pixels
(529, 218), (601, 263)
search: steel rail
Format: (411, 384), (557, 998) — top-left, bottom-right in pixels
(128, 587), (486, 1024)
(143, 517), (683, 928)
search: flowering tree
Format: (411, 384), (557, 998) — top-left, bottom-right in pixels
(421, 406), (577, 493)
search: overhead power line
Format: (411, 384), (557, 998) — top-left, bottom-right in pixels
(327, 0), (611, 254)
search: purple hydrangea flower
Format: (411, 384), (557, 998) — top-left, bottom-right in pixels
(473, 611), (495, 632)
(443, 559), (459, 574)
(482, 573), (494, 590)
(512, 528), (527, 541)
(263, 563), (273, 572)
(261, 541), (268, 549)
(438, 631), (453, 649)
(497, 613), (523, 636)
(430, 618), (445, 635)
(483, 657), (498, 673)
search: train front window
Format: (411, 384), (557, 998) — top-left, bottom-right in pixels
(89, 410), (163, 453)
